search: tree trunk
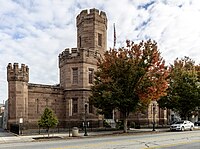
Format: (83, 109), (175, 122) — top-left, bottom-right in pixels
(181, 113), (186, 120)
(123, 117), (128, 133)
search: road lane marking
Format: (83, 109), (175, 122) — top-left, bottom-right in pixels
(143, 139), (200, 149)
(50, 132), (200, 149)
(49, 139), (138, 149)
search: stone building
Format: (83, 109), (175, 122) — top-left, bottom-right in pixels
(7, 8), (168, 131)
(0, 103), (5, 128)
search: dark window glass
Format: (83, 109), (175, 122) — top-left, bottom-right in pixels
(89, 68), (94, 84)
(36, 99), (39, 114)
(89, 102), (93, 113)
(72, 98), (78, 114)
(98, 33), (102, 46)
(79, 36), (81, 47)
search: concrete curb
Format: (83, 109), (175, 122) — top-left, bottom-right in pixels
(0, 127), (199, 144)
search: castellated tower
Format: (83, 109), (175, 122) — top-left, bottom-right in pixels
(59, 8), (107, 125)
(76, 8), (107, 56)
(7, 63), (29, 128)
(59, 8), (107, 89)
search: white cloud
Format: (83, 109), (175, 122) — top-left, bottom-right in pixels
(0, 0), (200, 103)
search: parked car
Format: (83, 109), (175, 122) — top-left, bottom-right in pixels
(170, 120), (194, 131)
(194, 121), (200, 126)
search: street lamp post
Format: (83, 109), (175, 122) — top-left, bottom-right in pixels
(69, 99), (72, 137)
(69, 117), (71, 137)
(84, 103), (88, 136)
(19, 118), (23, 135)
(152, 103), (156, 131)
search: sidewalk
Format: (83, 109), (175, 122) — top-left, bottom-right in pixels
(0, 128), (170, 144)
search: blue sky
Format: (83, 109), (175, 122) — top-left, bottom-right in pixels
(1, 0), (200, 103)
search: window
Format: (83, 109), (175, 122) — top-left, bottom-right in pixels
(98, 33), (102, 47)
(89, 100), (93, 114)
(79, 36), (81, 47)
(72, 98), (78, 114)
(72, 67), (78, 84)
(54, 99), (57, 113)
(46, 99), (48, 107)
(69, 99), (72, 116)
(36, 99), (39, 114)
(88, 68), (94, 84)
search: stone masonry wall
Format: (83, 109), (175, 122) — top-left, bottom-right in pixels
(27, 83), (65, 128)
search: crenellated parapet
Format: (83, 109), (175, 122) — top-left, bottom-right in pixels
(59, 48), (100, 68)
(59, 48), (79, 64)
(59, 48), (79, 59)
(59, 48), (80, 68)
(76, 8), (107, 28)
(7, 63), (29, 82)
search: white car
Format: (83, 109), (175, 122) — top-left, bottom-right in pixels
(170, 120), (194, 131)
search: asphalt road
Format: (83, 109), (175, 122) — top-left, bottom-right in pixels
(0, 130), (199, 149)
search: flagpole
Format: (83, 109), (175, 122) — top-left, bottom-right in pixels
(113, 23), (116, 49)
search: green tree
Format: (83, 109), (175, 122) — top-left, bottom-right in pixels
(38, 107), (58, 137)
(158, 57), (200, 119)
(90, 40), (169, 132)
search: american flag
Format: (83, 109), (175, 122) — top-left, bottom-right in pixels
(114, 23), (116, 48)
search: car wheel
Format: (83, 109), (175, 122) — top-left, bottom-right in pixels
(190, 126), (193, 131)
(181, 126), (184, 131)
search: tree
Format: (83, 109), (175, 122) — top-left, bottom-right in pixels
(90, 39), (169, 132)
(158, 57), (200, 119)
(38, 107), (58, 137)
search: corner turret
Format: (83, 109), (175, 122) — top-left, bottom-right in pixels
(7, 63), (29, 82)
(76, 8), (107, 56)
(7, 63), (29, 128)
